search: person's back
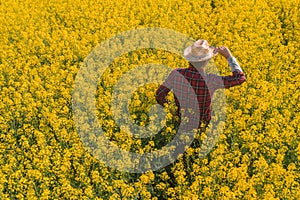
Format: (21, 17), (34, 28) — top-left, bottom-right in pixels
(156, 39), (246, 125)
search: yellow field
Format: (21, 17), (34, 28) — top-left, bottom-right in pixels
(0, 0), (299, 199)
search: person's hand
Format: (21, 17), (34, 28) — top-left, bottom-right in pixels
(216, 46), (233, 59)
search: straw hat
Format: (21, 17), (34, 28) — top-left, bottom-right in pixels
(183, 39), (218, 62)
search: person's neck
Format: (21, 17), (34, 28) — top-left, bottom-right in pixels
(189, 62), (206, 73)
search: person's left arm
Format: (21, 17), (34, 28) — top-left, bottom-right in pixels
(222, 56), (246, 88)
(208, 56), (246, 89)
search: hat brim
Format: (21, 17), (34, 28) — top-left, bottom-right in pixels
(183, 46), (218, 62)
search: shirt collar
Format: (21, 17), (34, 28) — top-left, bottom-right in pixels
(188, 63), (205, 74)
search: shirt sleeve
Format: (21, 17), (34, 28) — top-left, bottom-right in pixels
(155, 85), (171, 106)
(155, 70), (175, 106)
(208, 56), (246, 89)
(227, 56), (243, 73)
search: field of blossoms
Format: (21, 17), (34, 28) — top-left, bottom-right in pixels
(0, 0), (299, 199)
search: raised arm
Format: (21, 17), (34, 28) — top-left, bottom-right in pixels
(209, 46), (246, 89)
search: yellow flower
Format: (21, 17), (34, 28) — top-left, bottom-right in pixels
(1, 0), (299, 198)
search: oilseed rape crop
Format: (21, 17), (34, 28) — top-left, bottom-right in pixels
(0, 0), (299, 199)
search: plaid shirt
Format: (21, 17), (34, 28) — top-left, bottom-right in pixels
(156, 57), (246, 124)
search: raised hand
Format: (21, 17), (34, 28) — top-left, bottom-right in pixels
(216, 46), (233, 59)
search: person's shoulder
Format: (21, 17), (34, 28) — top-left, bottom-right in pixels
(173, 67), (187, 73)
(173, 67), (184, 71)
(169, 66), (191, 76)
(168, 68), (184, 74)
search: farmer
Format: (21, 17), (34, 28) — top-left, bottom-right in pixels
(155, 39), (246, 186)
(156, 39), (246, 127)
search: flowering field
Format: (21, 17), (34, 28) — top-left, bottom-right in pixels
(0, 0), (299, 199)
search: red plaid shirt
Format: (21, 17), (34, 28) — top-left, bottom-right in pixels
(156, 62), (246, 124)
